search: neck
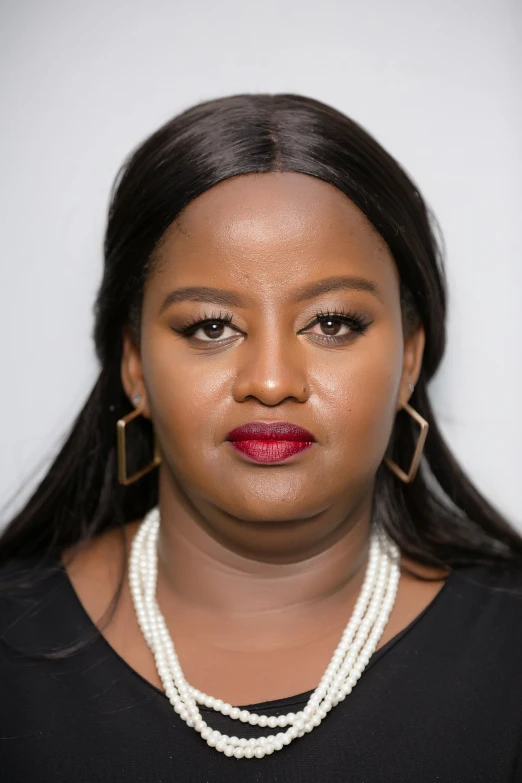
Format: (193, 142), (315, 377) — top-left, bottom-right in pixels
(154, 469), (373, 621)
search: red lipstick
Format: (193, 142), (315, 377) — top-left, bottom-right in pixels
(225, 422), (316, 463)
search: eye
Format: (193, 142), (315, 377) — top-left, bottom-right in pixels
(172, 308), (373, 347)
(189, 321), (237, 342)
(302, 309), (373, 343)
(172, 311), (240, 344)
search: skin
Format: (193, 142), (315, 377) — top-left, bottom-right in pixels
(63, 172), (449, 706)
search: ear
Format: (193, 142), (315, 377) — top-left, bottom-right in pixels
(120, 327), (151, 419)
(398, 322), (425, 409)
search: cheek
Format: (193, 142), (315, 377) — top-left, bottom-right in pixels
(140, 337), (229, 472)
(311, 335), (402, 469)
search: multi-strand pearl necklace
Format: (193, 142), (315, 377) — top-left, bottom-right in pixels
(128, 506), (401, 759)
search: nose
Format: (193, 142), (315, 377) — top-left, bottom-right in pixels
(231, 328), (309, 405)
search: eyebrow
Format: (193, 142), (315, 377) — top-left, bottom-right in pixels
(159, 275), (381, 314)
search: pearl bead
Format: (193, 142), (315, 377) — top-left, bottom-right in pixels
(128, 508), (401, 760)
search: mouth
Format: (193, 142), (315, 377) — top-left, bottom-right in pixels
(225, 422), (316, 464)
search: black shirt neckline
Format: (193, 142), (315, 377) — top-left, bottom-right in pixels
(57, 557), (458, 712)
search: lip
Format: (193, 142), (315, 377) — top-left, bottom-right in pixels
(225, 421), (316, 464)
(226, 422), (316, 442)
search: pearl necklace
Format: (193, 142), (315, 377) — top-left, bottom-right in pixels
(128, 506), (401, 759)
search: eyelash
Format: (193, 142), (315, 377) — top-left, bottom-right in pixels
(172, 307), (373, 344)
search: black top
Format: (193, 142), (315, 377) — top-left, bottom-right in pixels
(1, 555), (522, 782)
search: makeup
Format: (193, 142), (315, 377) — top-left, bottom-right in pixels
(226, 422), (316, 464)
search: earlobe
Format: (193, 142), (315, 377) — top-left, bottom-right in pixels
(120, 328), (148, 415)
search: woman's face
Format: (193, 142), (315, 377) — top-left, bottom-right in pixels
(122, 172), (424, 557)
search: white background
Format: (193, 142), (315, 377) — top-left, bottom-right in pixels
(1, 0), (521, 528)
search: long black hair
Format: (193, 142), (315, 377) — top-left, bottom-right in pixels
(2, 93), (521, 657)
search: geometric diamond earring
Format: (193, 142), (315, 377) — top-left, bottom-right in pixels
(116, 394), (162, 486)
(383, 384), (429, 484)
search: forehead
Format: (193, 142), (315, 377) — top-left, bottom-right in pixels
(152, 171), (397, 296)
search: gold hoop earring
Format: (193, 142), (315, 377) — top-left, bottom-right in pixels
(117, 396), (161, 486)
(383, 400), (429, 484)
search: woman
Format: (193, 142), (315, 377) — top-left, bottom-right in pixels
(1, 93), (522, 782)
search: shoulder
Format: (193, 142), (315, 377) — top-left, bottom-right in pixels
(0, 553), (62, 606)
(0, 553), (88, 657)
(0, 554), (60, 627)
(0, 522), (139, 649)
(445, 559), (522, 651)
(450, 559), (522, 597)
